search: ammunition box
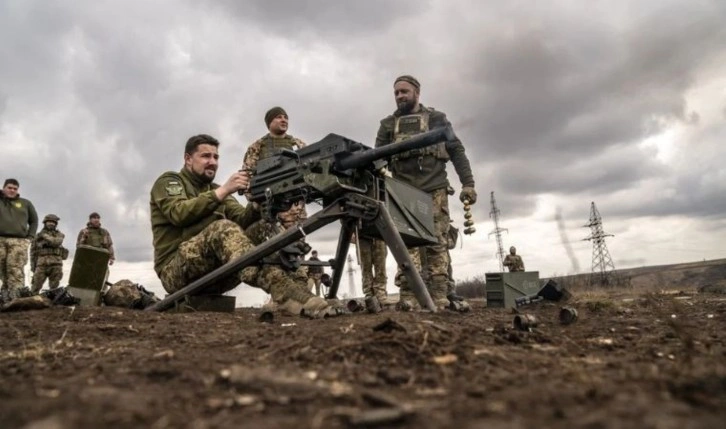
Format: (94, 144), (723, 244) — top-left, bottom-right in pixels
(485, 271), (541, 309)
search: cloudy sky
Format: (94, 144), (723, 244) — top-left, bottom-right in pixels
(2, 0), (724, 304)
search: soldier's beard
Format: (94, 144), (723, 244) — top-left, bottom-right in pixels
(397, 100), (416, 114)
(193, 168), (216, 183)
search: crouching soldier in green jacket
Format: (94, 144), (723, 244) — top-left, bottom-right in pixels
(30, 214), (67, 293)
(149, 134), (337, 318)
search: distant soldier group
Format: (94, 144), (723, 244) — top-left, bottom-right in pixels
(0, 178), (115, 298)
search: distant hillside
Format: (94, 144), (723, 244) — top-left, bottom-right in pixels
(456, 258), (726, 297)
(553, 258), (726, 291)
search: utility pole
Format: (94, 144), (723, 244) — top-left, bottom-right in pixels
(347, 254), (357, 297)
(488, 191), (508, 272)
(583, 202), (616, 285)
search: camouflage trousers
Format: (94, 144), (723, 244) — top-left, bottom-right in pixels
(32, 260), (63, 293)
(396, 188), (451, 305)
(0, 237), (30, 291)
(159, 220), (312, 305)
(244, 218), (310, 289)
(308, 272), (322, 296)
(359, 237), (388, 300)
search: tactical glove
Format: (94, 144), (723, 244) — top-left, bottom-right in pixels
(460, 186), (477, 204)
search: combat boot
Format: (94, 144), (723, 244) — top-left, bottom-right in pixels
(428, 278), (449, 310)
(272, 279), (341, 319)
(396, 288), (419, 312)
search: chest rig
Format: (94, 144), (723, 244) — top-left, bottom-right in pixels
(259, 135), (299, 160)
(391, 110), (448, 163)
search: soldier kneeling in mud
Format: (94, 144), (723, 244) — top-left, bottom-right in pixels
(149, 134), (339, 318)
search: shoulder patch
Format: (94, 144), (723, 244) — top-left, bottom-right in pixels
(165, 180), (183, 196)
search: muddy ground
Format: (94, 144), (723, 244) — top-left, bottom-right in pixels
(1, 289), (725, 429)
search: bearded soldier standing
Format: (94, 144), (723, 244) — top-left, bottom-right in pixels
(77, 212), (115, 266)
(375, 75), (477, 309)
(30, 214), (67, 293)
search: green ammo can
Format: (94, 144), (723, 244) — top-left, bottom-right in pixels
(485, 271), (541, 309)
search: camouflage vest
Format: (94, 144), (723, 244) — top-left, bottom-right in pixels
(258, 135), (300, 160)
(391, 109), (449, 161)
(85, 227), (110, 249)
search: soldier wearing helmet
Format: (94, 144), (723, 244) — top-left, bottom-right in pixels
(30, 214), (68, 293)
(503, 246), (525, 272)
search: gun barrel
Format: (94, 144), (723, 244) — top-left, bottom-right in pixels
(335, 126), (455, 171)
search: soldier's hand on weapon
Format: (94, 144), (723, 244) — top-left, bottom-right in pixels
(460, 186), (477, 204)
(217, 170), (250, 199)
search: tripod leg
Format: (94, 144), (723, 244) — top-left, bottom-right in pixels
(373, 202), (436, 312)
(327, 219), (355, 299)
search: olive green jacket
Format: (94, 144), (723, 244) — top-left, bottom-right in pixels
(0, 193), (38, 238)
(149, 168), (259, 274)
(375, 105), (475, 192)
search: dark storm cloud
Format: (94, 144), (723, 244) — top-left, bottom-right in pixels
(455, 4), (725, 162)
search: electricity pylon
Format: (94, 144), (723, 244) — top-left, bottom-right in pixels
(583, 202), (615, 285)
(489, 191), (508, 271)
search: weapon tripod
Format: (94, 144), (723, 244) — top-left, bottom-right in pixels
(146, 192), (436, 312)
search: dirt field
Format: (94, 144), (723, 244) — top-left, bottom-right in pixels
(1, 289), (725, 429)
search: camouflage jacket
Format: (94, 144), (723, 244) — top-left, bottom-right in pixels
(241, 133), (306, 175)
(31, 227), (66, 266)
(375, 105), (475, 192)
(241, 133), (308, 226)
(149, 167), (259, 274)
(77, 224), (115, 260)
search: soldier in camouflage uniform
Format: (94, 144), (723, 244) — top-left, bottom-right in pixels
(241, 106), (307, 229)
(358, 236), (388, 304)
(503, 246), (525, 272)
(77, 212), (115, 265)
(241, 106), (309, 287)
(375, 75), (477, 309)
(30, 214), (67, 293)
(0, 178), (38, 296)
(307, 250), (324, 296)
(150, 134), (336, 317)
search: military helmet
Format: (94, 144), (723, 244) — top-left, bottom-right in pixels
(510, 246), (516, 253)
(43, 214), (60, 223)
